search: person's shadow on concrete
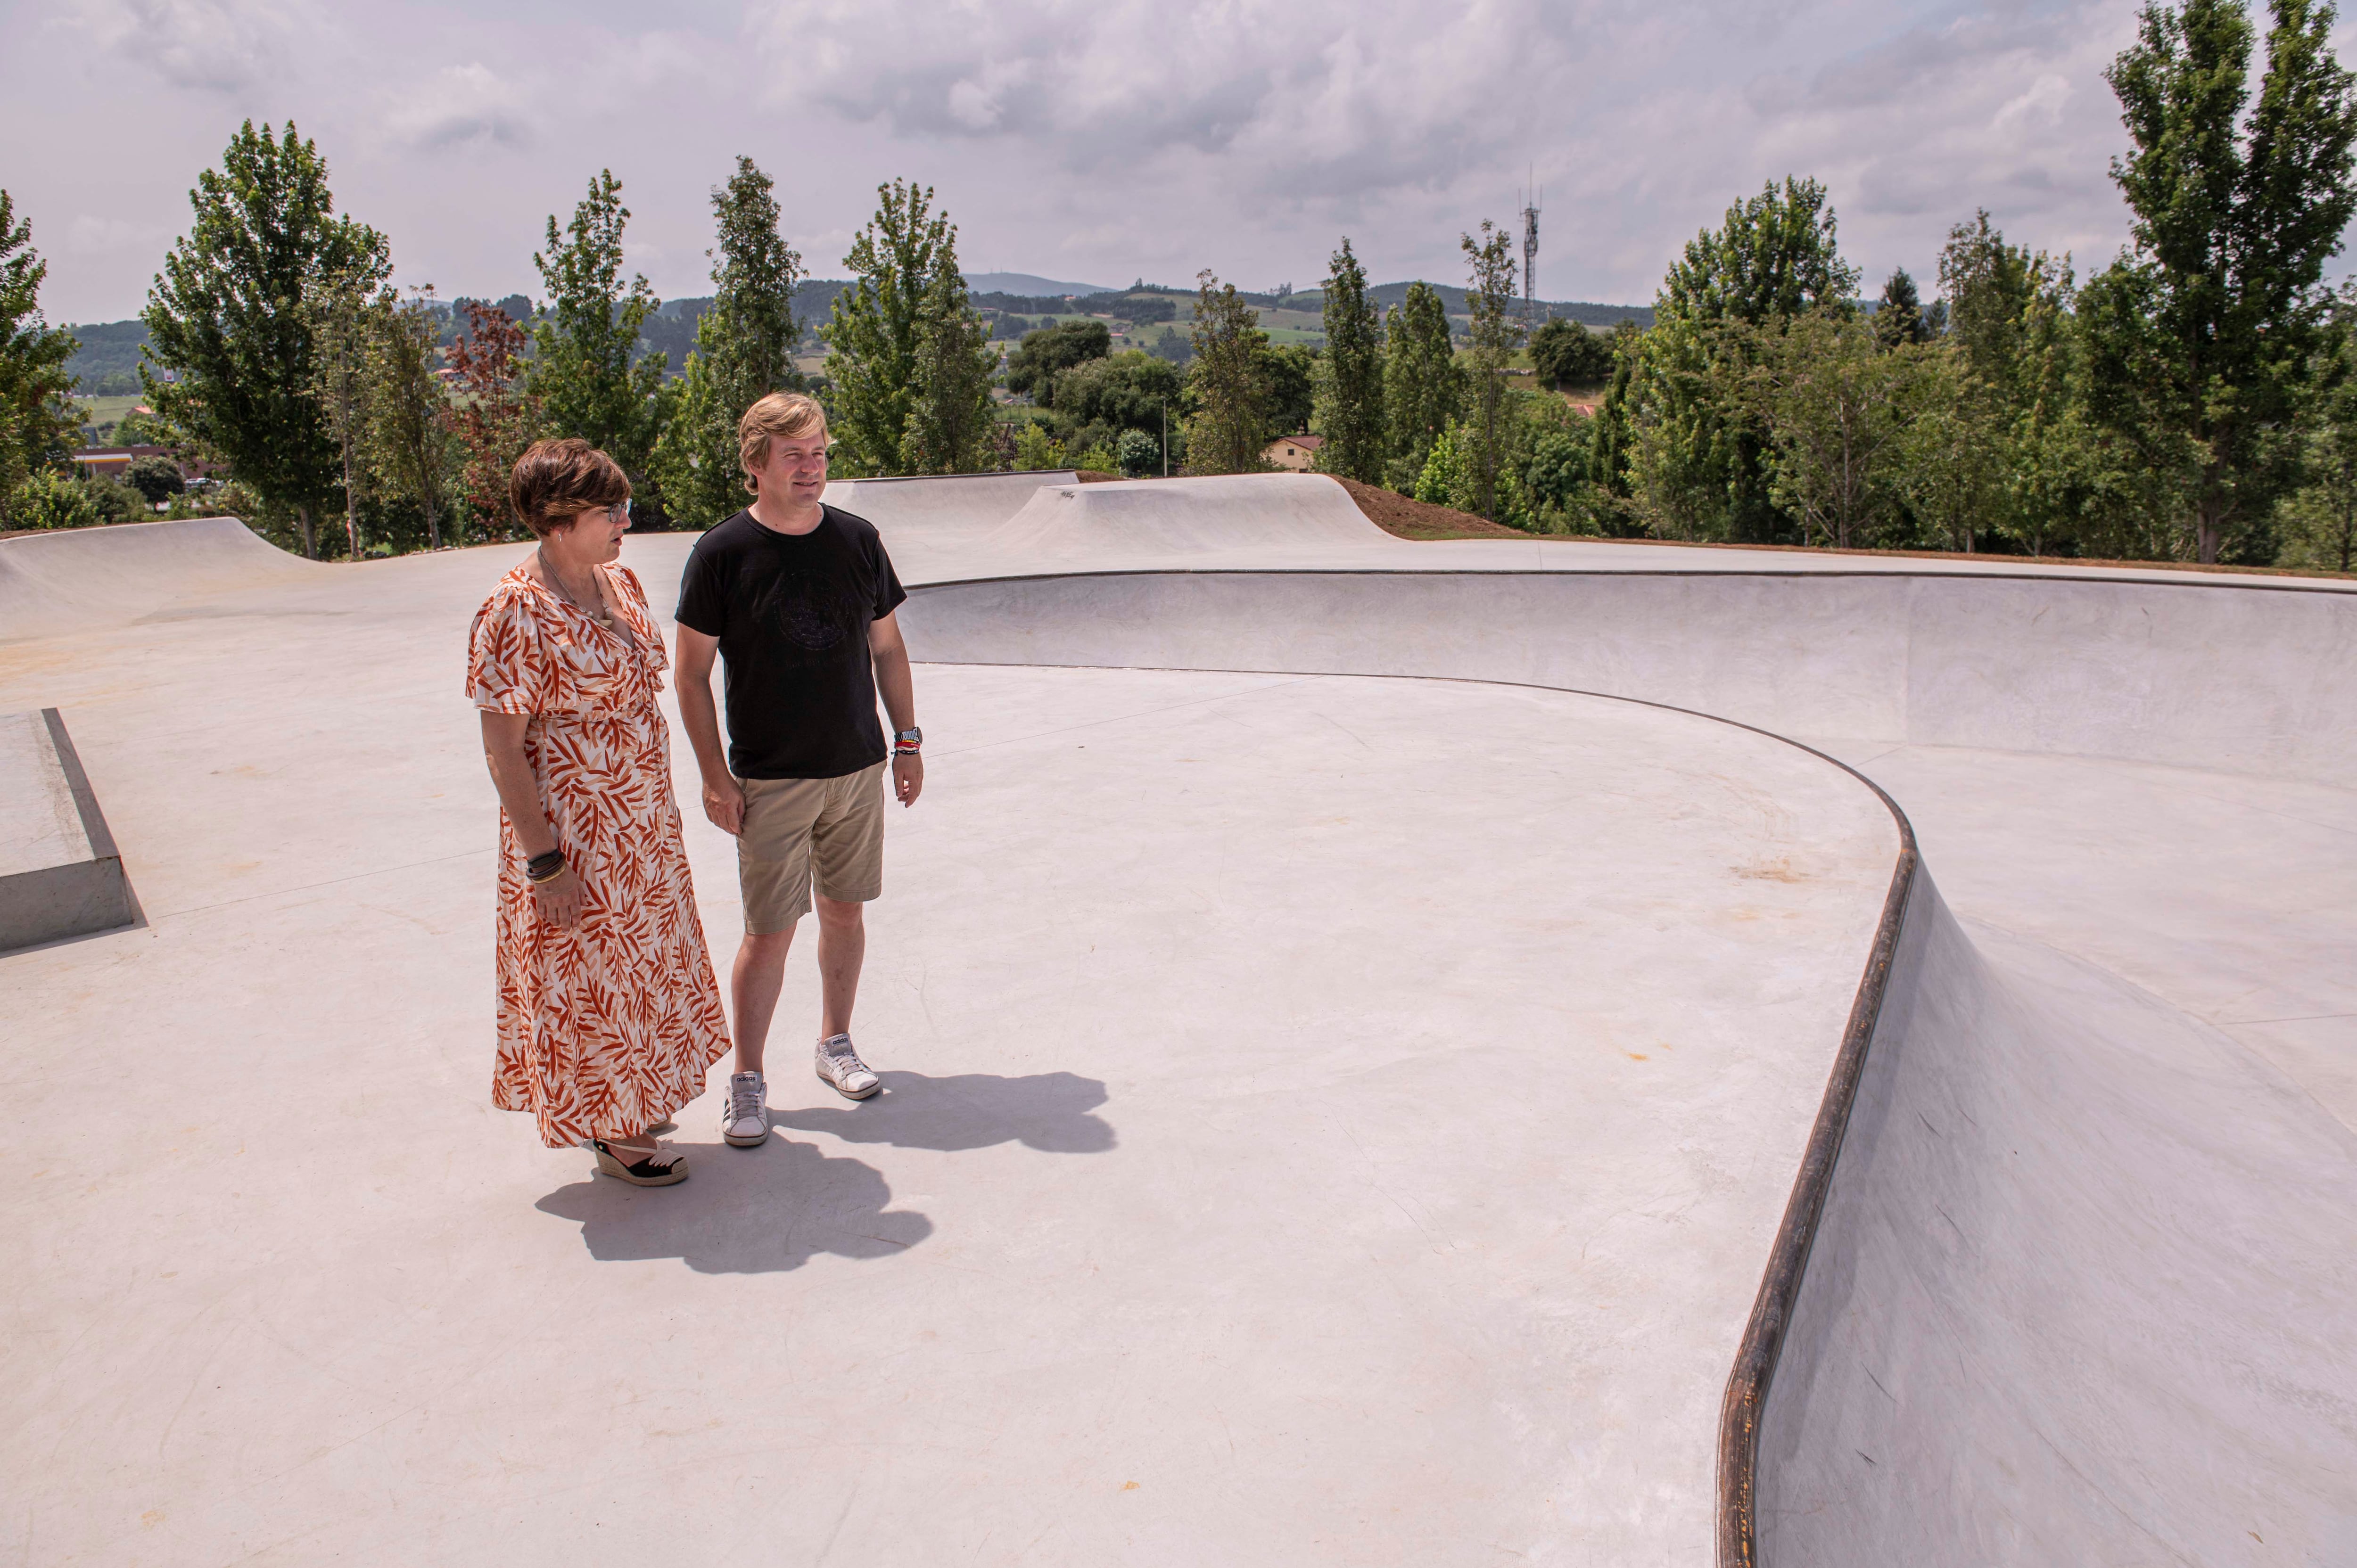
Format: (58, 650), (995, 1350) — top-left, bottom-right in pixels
(536, 1137), (932, 1274)
(769, 1071), (1116, 1155)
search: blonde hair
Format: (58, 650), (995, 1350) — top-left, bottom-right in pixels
(738, 392), (829, 493)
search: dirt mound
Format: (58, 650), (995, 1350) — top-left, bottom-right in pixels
(1326, 477), (1530, 540)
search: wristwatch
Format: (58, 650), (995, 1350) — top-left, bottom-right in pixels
(893, 727), (922, 749)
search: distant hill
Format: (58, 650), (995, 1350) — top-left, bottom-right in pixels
(964, 271), (1120, 297)
(60, 320), (153, 396)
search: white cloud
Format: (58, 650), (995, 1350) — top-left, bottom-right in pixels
(64, 214), (176, 257)
(380, 63), (535, 151)
(71, 0), (304, 93)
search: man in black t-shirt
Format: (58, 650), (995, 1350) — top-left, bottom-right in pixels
(675, 394), (923, 1149)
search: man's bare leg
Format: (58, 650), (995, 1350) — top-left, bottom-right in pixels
(814, 894), (866, 1038)
(732, 926), (795, 1075)
(812, 895), (881, 1098)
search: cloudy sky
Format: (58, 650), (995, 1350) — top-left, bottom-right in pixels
(6, 0), (2330, 325)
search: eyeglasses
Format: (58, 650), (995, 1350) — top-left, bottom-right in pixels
(578, 501), (630, 525)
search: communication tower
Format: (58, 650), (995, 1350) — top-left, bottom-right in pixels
(1520, 183), (1542, 334)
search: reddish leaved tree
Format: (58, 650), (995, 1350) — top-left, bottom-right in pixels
(441, 303), (544, 541)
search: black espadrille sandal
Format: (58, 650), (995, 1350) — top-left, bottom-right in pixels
(589, 1138), (688, 1187)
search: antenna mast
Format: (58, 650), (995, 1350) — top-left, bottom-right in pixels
(1519, 179), (1542, 335)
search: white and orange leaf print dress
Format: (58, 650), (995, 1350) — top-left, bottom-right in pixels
(465, 561), (731, 1148)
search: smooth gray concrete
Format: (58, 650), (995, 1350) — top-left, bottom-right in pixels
(3, 481), (2352, 1565)
(0, 540), (1897, 1560)
(822, 468), (1080, 544)
(0, 707), (135, 951)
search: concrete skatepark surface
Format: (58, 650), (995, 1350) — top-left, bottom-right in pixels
(2, 473), (2352, 1565)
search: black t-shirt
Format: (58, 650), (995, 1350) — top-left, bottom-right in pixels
(675, 505), (908, 780)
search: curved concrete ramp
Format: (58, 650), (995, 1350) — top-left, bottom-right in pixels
(983, 472), (1406, 560)
(899, 568), (2357, 784)
(823, 470), (1079, 545)
(0, 517), (317, 642)
(1756, 873), (2355, 1566)
(897, 563), (2357, 1566)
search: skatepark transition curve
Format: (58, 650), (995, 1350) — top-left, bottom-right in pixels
(894, 562), (2357, 1566)
(0, 515), (322, 643)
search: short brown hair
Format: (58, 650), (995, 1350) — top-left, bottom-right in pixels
(509, 438), (631, 538)
(738, 392), (828, 492)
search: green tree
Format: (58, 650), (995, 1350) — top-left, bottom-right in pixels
(143, 120), (387, 558)
(1050, 351), (1184, 455)
(652, 156), (804, 525)
(899, 259), (997, 474)
(1004, 320), (1112, 404)
(305, 263), (388, 559)
(10, 468), (98, 530)
(1742, 306), (1915, 549)
(2275, 305), (2357, 568)
(1260, 342), (1317, 436)
(123, 454), (185, 505)
(825, 180), (961, 475)
(2085, 0), (2357, 562)
(1013, 421), (1068, 471)
(366, 288), (456, 550)
(1874, 268), (1930, 347)
(1894, 344), (2004, 551)
(1383, 281), (1461, 491)
(1629, 176), (1860, 542)
(1184, 270), (1269, 473)
(1313, 237), (1385, 483)
(1586, 323), (1644, 534)
(1460, 220), (1526, 519)
(1529, 317), (1614, 386)
(0, 191), (80, 520)
(1415, 421), (1471, 509)
(1116, 428), (1161, 478)
(531, 170), (665, 479)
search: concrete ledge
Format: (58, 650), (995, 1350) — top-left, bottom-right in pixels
(0, 709), (137, 952)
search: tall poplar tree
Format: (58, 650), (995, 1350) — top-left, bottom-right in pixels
(825, 180), (958, 475)
(144, 121), (386, 558)
(530, 170), (664, 477)
(1184, 271), (1270, 473)
(366, 288), (457, 550)
(1461, 221), (1525, 519)
(899, 259), (997, 474)
(1383, 281), (1461, 492)
(1314, 237), (1385, 484)
(304, 262), (389, 560)
(654, 156), (805, 523)
(2082, 0), (2357, 563)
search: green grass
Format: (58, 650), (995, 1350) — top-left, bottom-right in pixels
(73, 394), (149, 431)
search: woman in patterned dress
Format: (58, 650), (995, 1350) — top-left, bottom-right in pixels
(467, 439), (732, 1186)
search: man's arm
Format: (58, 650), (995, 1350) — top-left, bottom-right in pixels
(871, 609), (923, 807)
(675, 624), (745, 834)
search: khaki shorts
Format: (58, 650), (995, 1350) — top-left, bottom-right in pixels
(736, 762), (886, 933)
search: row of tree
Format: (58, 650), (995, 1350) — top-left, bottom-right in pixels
(0, 123), (1010, 552)
(2, 0), (2352, 571)
(1283, 0), (2356, 570)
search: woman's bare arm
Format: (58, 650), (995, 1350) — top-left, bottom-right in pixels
(480, 710), (581, 927)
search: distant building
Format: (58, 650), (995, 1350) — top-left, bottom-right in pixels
(71, 446), (213, 482)
(1263, 433), (1324, 471)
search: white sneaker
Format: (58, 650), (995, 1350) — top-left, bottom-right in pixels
(815, 1034), (881, 1100)
(721, 1071), (768, 1146)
